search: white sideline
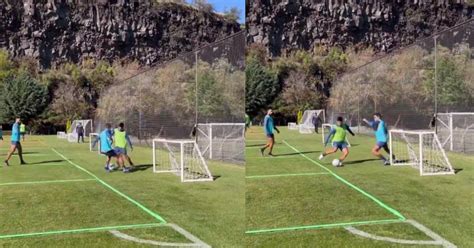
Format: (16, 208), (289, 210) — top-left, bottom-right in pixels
(110, 223), (211, 248)
(345, 219), (456, 248)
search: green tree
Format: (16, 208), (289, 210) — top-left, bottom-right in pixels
(245, 57), (280, 116)
(0, 49), (14, 85)
(0, 74), (49, 123)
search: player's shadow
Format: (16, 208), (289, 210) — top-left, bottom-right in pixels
(454, 168), (463, 174)
(20, 152), (40, 155)
(130, 164), (153, 172)
(272, 151), (320, 157)
(343, 159), (380, 165)
(30, 159), (65, 165)
(246, 142), (283, 147)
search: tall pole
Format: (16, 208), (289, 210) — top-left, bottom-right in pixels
(195, 51), (199, 125)
(434, 36), (438, 134)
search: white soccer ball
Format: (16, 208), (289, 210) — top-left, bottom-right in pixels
(332, 159), (340, 167)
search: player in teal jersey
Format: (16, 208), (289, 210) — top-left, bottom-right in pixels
(4, 118), (26, 166)
(319, 116), (355, 167)
(363, 113), (394, 165)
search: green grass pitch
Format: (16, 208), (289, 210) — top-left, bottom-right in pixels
(245, 126), (474, 247)
(0, 135), (244, 247)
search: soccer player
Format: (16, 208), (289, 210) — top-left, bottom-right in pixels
(245, 113), (251, 133)
(113, 122), (133, 171)
(76, 123), (84, 143)
(312, 112), (321, 134)
(20, 122), (26, 141)
(363, 113), (394, 165)
(4, 118), (26, 166)
(0, 125), (3, 141)
(260, 109), (280, 156)
(92, 123), (123, 172)
(319, 116), (355, 166)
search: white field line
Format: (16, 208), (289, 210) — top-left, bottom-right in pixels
(110, 223), (211, 248)
(345, 219), (456, 248)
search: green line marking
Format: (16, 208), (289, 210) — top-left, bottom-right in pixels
(0, 223), (164, 239)
(0, 178), (96, 186)
(52, 148), (166, 224)
(246, 172), (330, 179)
(283, 140), (405, 220)
(246, 219), (405, 234)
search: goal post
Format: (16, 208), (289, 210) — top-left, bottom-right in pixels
(89, 132), (100, 154)
(152, 139), (213, 182)
(389, 130), (455, 176)
(67, 119), (93, 143)
(321, 123), (351, 147)
(195, 123), (245, 163)
(436, 112), (474, 153)
(299, 110), (326, 134)
(287, 122), (298, 130)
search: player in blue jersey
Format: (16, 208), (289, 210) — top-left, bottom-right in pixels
(260, 109), (280, 156)
(363, 113), (395, 165)
(4, 118), (26, 166)
(92, 123), (126, 172)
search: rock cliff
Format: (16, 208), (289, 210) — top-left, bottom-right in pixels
(0, 0), (241, 68)
(246, 0), (473, 56)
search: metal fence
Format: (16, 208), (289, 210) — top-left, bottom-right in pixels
(95, 31), (245, 162)
(328, 19), (473, 152)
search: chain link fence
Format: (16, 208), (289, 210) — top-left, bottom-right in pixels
(328, 19), (473, 153)
(95, 31), (245, 163)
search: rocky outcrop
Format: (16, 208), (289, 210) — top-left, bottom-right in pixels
(0, 0), (240, 69)
(247, 0), (473, 56)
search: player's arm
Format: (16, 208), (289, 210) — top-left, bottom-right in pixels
(345, 125), (355, 136)
(274, 126), (280, 134)
(324, 128), (335, 146)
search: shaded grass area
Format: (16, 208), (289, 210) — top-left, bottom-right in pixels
(245, 127), (474, 247)
(0, 135), (244, 247)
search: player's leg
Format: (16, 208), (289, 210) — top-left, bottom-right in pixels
(4, 142), (18, 166)
(81, 134), (84, 143)
(267, 134), (275, 156)
(372, 142), (388, 165)
(382, 143), (395, 161)
(16, 142), (26, 164)
(260, 134), (272, 156)
(319, 143), (338, 159)
(340, 147), (349, 161)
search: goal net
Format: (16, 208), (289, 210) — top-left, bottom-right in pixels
(299, 110), (325, 134)
(57, 131), (67, 139)
(89, 132), (100, 154)
(288, 122), (298, 130)
(436, 113), (474, 153)
(195, 123), (245, 164)
(389, 130), (455, 176)
(321, 124), (351, 147)
(67, 119), (92, 143)
(153, 139), (213, 182)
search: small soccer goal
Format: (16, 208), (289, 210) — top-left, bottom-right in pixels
(152, 139), (213, 182)
(67, 119), (93, 143)
(299, 110), (325, 134)
(436, 112), (474, 153)
(57, 131), (67, 139)
(389, 130), (455, 176)
(321, 124), (351, 147)
(195, 123), (245, 163)
(89, 132), (100, 154)
(287, 122), (298, 130)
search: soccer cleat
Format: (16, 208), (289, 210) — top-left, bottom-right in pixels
(268, 153), (274, 157)
(318, 154), (324, 160)
(123, 167), (131, 173)
(104, 165), (110, 172)
(4, 160), (9, 167)
(260, 148), (265, 157)
(384, 160), (391, 166)
(20, 161), (27, 165)
(338, 161), (343, 167)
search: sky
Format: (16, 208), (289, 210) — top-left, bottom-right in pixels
(186, 0), (245, 23)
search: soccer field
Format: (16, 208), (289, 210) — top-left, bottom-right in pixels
(0, 135), (244, 247)
(245, 127), (473, 247)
